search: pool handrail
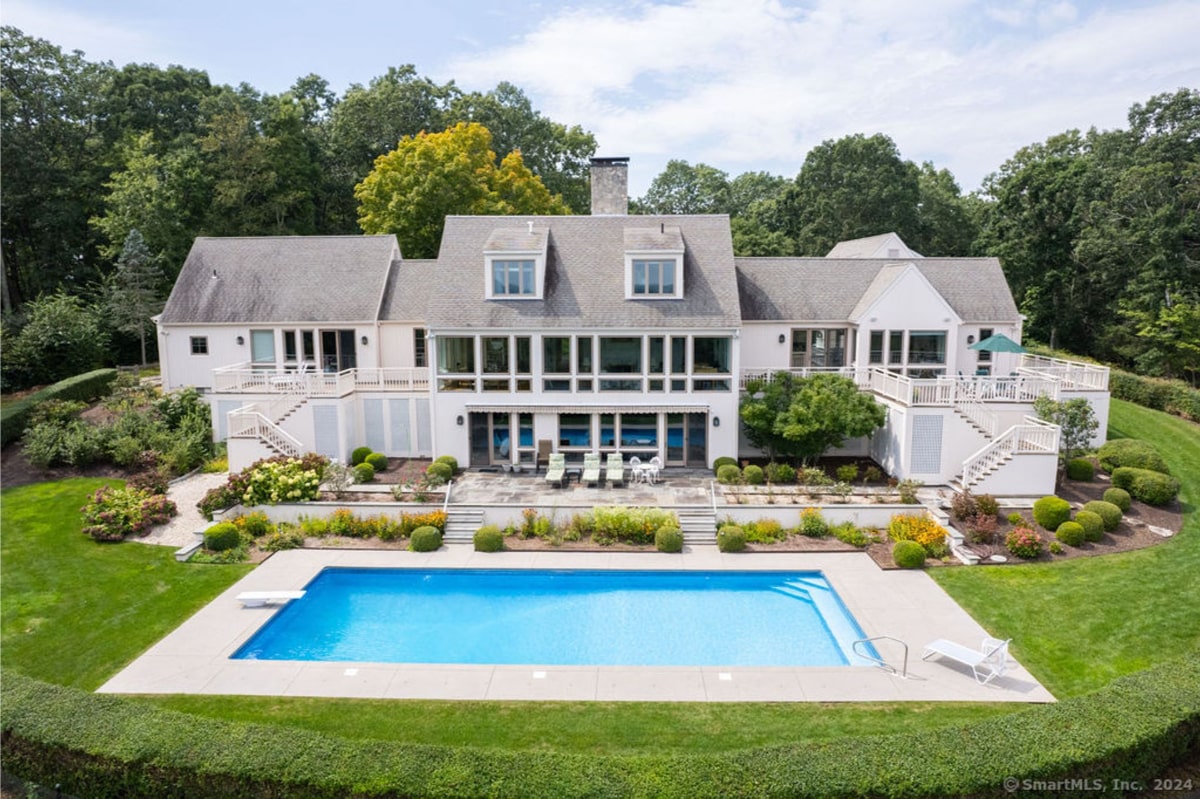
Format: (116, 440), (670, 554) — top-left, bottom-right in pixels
(852, 635), (909, 678)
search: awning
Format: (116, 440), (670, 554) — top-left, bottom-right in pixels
(464, 404), (710, 414)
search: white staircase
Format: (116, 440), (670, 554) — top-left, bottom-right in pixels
(677, 508), (717, 545)
(443, 508), (484, 543)
(950, 416), (1060, 493)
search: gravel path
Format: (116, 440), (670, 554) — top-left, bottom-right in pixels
(141, 471), (229, 548)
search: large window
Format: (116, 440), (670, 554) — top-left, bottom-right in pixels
(482, 337), (509, 373)
(791, 328), (848, 368)
(600, 337), (641, 373)
(491, 259), (535, 296)
(693, 337), (731, 373)
(437, 336), (475, 374)
(559, 414), (591, 448)
(631, 259), (677, 296)
(543, 337), (570, 373)
(908, 332), (946, 365)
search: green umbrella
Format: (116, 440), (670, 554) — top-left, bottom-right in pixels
(969, 333), (1027, 353)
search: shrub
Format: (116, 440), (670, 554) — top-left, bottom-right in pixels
(427, 461), (453, 482)
(887, 514), (948, 558)
(741, 517), (786, 543)
(1111, 467), (1181, 506)
(716, 463), (741, 484)
(1006, 526), (1043, 559)
(1073, 510), (1105, 543)
(655, 525), (684, 552)
(323, 461), (354, 499)
(863, 465), (883, 484)
(897, 478), (922, 504)
(964, 513), (998, 544)
(474, 525), (504, 552)
(21, 419), (106, 468)
(1066, 458), (1095, 481)
(835, 464), (859, 483)
(1032, 496), (1071, 531)
(197, 483), (241, 521)
(241, 456), (326, 506)
(353, 463), (376, 483)
(234, 511), (273, 538)
(743, 464), (764, 485)
(976, 494), (1000, 518)
(798, 507), (828, 538)
(1082, 500), (1123, 532)
(1103, 487), (1132, 512)
(79, 485), (177, 541)
(1049, 540), (1064, 555)
(892, 540), (926, 569)
(409, 526), (442, 552)
(589, 506), (677, 545)
(1, 368), (117, 446)
(365, 452), (388, 472)
(204, 522), (242, 552)
(258, 526), (305, 552)
(764, 462), (795, 484)
(950, 491), (978, 521)
(717, 524), (746, 552)
(1098, 438), (1170, 475)
(1055, 521), (1085, 547)
(434, 454), (459, 474)
(832, 521), (870, 547)
(712, 456), (738, 475)
(350, 446), (372, 465)
(797, 467), (830, 486)
(1007, 511), (1026, 525)
(1108, 369), (1200, 420)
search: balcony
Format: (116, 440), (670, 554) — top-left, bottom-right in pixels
(212, 363), (430, 397)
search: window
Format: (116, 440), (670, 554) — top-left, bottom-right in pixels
(190, 336), (208, 355)
(792, 329), (849, 368)
(670, 336), (687, 373)
(600, 337), (641, 374)
(250, 330), (275, 366)
(648, 337), (665, 374)
(559, 414), (591, 448)
(490, 259), (536, 296)
(576, 336), (592, 373)
(515, 336), (531, 374)
(889, 331), (904, 365)
(869, 331), (884, 365)
(283, 331), (297, 363)
(414, 328), (427, 367)
(631, 259), (677, 296)
(483, 337), (509, 373)
(693, 337), (731, 373)
(437, 336), (475, 374)
(977, 328), (993, 363)
(908, 332), (947, 365)
(543, 337), (571, 373)
(620, 414), (658, 447)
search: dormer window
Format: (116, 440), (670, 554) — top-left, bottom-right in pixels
(491, 259), (536, 296)
(484, 224), (548, 301)
(632, 259), (677, 295)
(624, 225), (684, 300)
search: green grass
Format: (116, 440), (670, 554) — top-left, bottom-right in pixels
(933, 399), (1200, 697)
(0, 478), (252, 689)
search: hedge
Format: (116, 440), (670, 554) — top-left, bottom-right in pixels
(0, 368), (117, 447)
(1110, 467), (1182, 506)
(4, 661), (1200, 798)
(1109, 369), (1200, 422)
(1097, 438), (1170, 475)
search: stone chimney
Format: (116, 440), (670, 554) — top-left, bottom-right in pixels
(589, 157), (629, 215)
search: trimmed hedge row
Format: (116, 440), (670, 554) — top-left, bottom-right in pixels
(4, 659), (1200, 798)
(1111, 467), (1182, 506)
(0, 368), (118, 447)
(1109, 369), (1200, 422)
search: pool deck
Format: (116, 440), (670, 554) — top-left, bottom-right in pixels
(99, 547), (1054, 703)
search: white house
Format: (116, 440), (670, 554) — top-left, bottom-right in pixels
(156, 158), (1110, 497)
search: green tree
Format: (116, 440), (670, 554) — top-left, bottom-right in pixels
(1033, 396), (1099, 464)
(103, 229), (165, 366)
(913, 163), (978, 256)
(637, 160), (731, 215)
(355, 122), (569, 258)
(775, 133), (922, 255)
(1121, 299), (1200, 384)
(1, 292), (110, 390)
(740, 372), (887, 463)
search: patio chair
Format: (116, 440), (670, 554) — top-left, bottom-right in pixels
(544, 453), (566, 488)
(582, 452), (602, 486)
(606, 453), (625, 487)
(647, 456), (663, 484)
(921, 637), (1010, 685)
(536, 440), (553, 473)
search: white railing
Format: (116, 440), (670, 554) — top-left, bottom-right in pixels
(955, 395), (999, 438)
(1018, 354), (1110, 390)
(227, 408), (303, 458)
(868, 368), (913, 405)
(212, 363), (431, 396)
(960, 416), (1059, 489)
(739, 366), (867, 391)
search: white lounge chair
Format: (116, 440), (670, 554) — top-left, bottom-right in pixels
(237, 590), (305, 608)
(606, 453), (625, 487)
(582, 453), (602, 486)
(922, 637), (1010, 685)
(545, 453), (566, 487)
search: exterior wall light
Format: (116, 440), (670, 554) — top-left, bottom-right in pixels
(778, 333), (786, 344)
(456, 415), (464, 426)
(236, 335), (244, 346)
(361, 335), (369, 346)
(967, 335), (976, 344)
(713, 416), (720, 427)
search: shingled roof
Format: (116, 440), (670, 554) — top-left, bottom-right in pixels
(736, 258), (1019, 322)
(426, 215), (742, 329)
(160, 236), (400, 324)
(380, 259), (437, 321)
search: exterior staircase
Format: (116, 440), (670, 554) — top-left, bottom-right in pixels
(949, 416), (1059, 493)
(443, 508), (484, 543)
(677, 507), (718, 545)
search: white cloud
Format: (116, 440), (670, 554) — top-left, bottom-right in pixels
(1, 0), (171, 67)
(448, 0), (1200, 194)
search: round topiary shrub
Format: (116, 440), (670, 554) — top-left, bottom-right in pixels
(892, 540), (926, 569)
(410, 525), (442, 552)
(1098, 438), (1169, 475)
(716, 463), (741, 484)
(743, 464), (765, 485)
(473, 525), (504, 552)
(766, 462), (796, 484)
(353, 462), (375, 483)
(1082, 500), (1123, 532)
(365, 452), (388, 472)
(1055, 520), (1085, 547)
(427, 461), (453, 482)
(1103, 487), (1132, 512)
(655, 525), (684, 553)
(712, 456), (738, 475)
(1112, 467), (1181, 506)
(717, 525), (746, 552)
(1032, 496), (1071, 531)
(434, 454), (459, 474)
(204, 522), (241, 552)
(1066, 458), (1095, 481)
(350, 446), (372, 466)
(1073, 510), (1104, 543)
(1006, 527), (1043, 559)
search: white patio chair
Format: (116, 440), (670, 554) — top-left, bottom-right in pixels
(921, 637), (1010, 685)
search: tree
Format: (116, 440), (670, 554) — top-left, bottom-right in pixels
(775, 134), (922, 255)
(1, 292), (110, 390)
(913, 163), (977, 256)
(740, 372), (887, 463)
(637, 160), (731, 215)
(354, 122), (569, 258)
(104, 229), (165, 366)
(1033, 396), (1099, 465)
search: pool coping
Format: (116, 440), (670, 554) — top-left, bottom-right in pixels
(98, 547), (1055, 703)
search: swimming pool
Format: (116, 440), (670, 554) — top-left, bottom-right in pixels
(233, 568), (877, 667)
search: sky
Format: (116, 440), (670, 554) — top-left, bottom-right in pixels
(4, 0), (1198, 196)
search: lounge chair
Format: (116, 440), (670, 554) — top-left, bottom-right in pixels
(922, 637), (1010, 685)
(606, 453), (625, 487)
(545, 453), (566, 487)
(582, 452), (601, 486)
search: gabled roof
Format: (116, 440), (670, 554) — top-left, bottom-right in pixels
(825, 232), (922, 259)
(380, 259), (437, 322)
(426, 215), (741, 329)
(736, 258), (1018, 322)
(160, 236), (400, 324)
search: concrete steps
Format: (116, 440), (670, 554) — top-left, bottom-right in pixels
(677, 508), (717, 545)
(443, 508), (483, 543)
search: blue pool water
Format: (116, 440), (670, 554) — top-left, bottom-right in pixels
(232, 569), (875, 667)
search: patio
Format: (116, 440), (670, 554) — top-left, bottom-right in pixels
(446, 467), (716, 507)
